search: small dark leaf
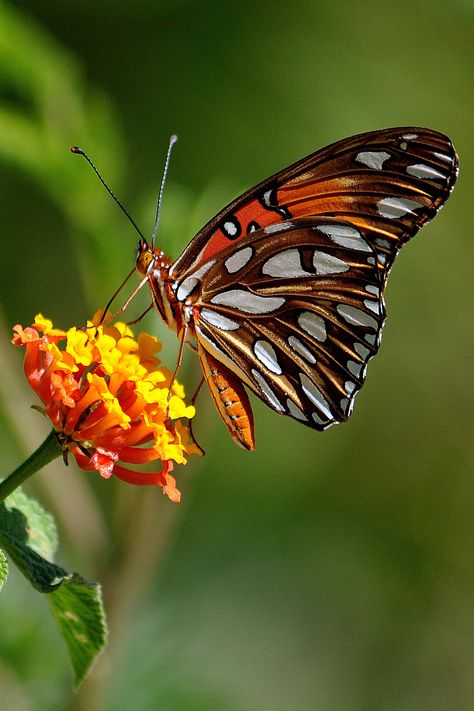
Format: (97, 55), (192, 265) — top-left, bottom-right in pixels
(0, 488), (58, 558)
(0, 490), (67, 592)
(0, 530), (70, 592)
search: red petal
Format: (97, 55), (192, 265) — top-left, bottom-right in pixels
(90, 449), (118, 479)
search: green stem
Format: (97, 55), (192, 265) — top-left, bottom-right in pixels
(0, 430), (61, 503)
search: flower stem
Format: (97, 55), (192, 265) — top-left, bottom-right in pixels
(0, 430), (61, 503)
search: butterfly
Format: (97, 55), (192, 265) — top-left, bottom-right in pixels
(135, 128), (458, 450)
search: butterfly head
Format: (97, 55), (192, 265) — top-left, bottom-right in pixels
(135, 238), (178, 330)
(135, 238), (172, 275)
(135, 238), (155, 274)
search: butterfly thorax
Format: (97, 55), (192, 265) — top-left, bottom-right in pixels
(135, 239), (181, 332)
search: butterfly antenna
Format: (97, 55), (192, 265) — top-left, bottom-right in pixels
(151, 134), (178, 247)
(71, 146), (146, 240)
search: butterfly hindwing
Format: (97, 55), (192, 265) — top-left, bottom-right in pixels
(191, 217), (385, 429)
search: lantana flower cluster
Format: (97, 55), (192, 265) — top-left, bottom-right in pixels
(12, 314), (199, 502)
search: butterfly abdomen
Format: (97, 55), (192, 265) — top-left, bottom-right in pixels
(196, 346), (255, 450)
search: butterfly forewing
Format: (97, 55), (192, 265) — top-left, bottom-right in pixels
(171, 127), (458, 280)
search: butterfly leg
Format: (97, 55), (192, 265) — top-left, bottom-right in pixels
(196, 344), (255, 450)
(94, 274), (150, 327)
(125, 302), (155, 326)
(167, 322), (190, 405)
(186, 376), (206, 457)
(97, 267), (137, 324)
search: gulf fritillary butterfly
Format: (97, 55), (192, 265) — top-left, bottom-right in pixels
(134, 127), (458, 450)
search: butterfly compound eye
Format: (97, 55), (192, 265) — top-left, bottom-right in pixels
(136, 244), (155, 275)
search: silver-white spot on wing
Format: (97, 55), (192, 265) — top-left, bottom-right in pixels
(177, 276), (199, 301)
(313, 251), (350, 275)
(223, 220), (238, 237)
(200, 309), (240, 331)
(210, 289), (285, 314)
(224, 246), (253, 274)
(317, 224), (371, 252)
(298, 311), (327, 342)
(354, 342), (370, 359)
(364, 299), (381, 315)
(434, 151), (453, 164)
(253, 340), (282, 375)
(263, 220), (294, 234)
(355, 150), (391, 170)
(337, 304), (378, 330)
(251, 369), (285, 412)
(262, 248), (310, 278)
(300, 373), (334, 420)
(365, 284), (380, 296)
(192, 259), (215, 279)
(401, 133), (418, 140)
(312, 411), (333, 428)
(340, 398), (355, 417)
(176, 259), (215, 300)
(263, 247), (350, 278)
(345, 381), (356, 395)
(374, 237), (390, 250)
(377, 197), (422, 219)
(406, 163), (445, 180)
(347, 360), (363, 378)
(286, 398), (308, 421)
(288, 335), (317, 364)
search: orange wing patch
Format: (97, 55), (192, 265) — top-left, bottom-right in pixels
(200, 191), (288, 262)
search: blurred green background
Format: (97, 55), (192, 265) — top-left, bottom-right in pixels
(0, 1), (472, 709)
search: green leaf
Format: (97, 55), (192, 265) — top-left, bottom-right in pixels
(2, 487), (58, 558)
(48, 574), (107, 688)
(0, 490), (107, 685)
(0, 489), (68, 592)
(0, 529), (70, 593)
(0, 548), (8, 590)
